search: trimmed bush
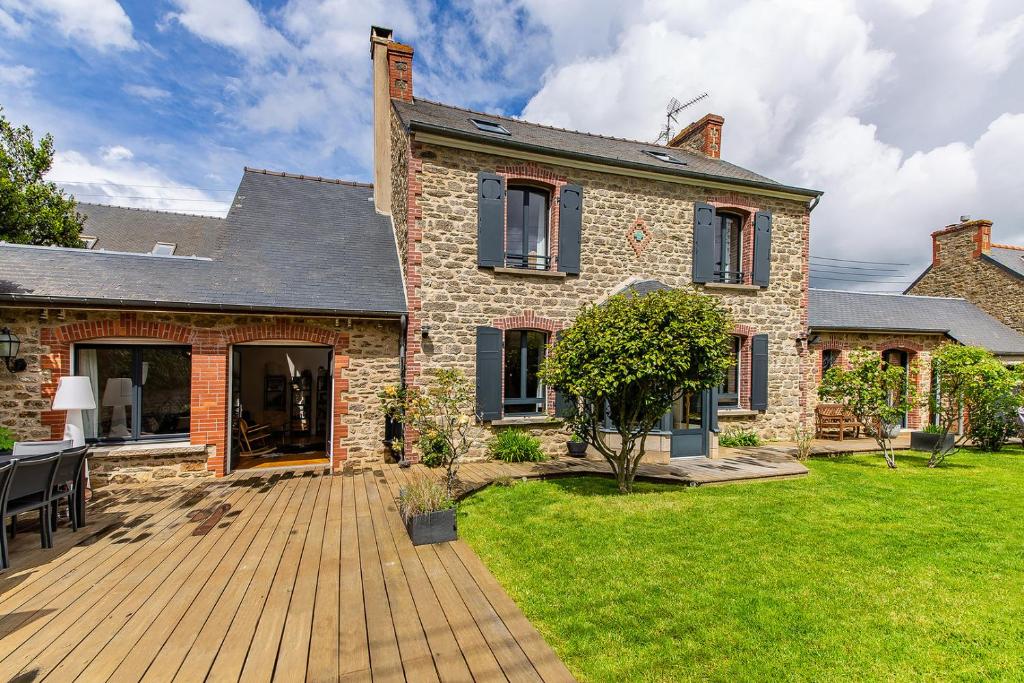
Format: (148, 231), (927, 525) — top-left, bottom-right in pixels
(488, 428), (546, 463)
(718, 428), (761, 448)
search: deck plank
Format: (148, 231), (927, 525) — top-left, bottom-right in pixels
(306, 473), (343, 682)
(338, 472), (371, 679)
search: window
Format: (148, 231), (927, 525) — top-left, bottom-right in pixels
(152, 242), (176, 256)
(506, 185), (550, 269)
(74, 344), (192, 442)
(503, 330), (546, 414)
(713, 213), (744, 283)
(81, 235), (98, 249)
(470, 118), (511, 136)
(643, 150), (686, 165)
(720, 336), (741, 408)
(821, 349), (840, 377)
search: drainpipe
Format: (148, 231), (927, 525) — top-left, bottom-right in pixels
(396, 314), (410, 467)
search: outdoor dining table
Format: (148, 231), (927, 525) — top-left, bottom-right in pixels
(0, 451), (89, 529)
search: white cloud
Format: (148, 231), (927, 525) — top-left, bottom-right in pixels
(0, 63), (33, 87)
(165, 0), (289, 58)
(123, 84), (172, 101)
(0, 0), (137, 51)
(0, 7), (23, 36)
(49, 149), (230, 217)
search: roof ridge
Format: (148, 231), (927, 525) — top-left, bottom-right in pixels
(991, 243), (1024, 251)
(76, 201), (225, 220)
(244, 167), (373, 188)
(810, 287), (967, 301)
(407, 97), (701, 156)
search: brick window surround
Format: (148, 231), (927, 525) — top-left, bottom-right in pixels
(491, 311), (564, 415)
(707, 195), (762, 286)
(496, 164), (567, 272)
(729, 324), (756, 410)
(39, 314), (351, 476)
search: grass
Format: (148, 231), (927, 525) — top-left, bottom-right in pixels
(458, 448), (1024, 682)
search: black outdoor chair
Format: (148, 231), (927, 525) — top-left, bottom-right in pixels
(4, 452), (61, 552)
(49, 446), (89, 532)
(0, 461), (15, 570)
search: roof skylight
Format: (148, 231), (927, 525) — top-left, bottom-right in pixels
(470, 118), (511, 136)
(643, 150), (686, 165)
(152, 242), (176, 256)
(81, 235), (98, 249)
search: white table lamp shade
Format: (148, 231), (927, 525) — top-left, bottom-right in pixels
(52, 376), (97, 410)
(102, 377), (134, 407)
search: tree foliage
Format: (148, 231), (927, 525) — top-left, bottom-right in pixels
(964, 361), (1023, 453)
(0, 107), (83, 247)
(818, 349), (919, 468)
(379, 369), (474, 497)
(541, 288), (734, 493)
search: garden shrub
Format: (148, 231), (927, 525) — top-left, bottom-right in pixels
(418, 429), (450, 468)
(488, 429), (546, 463)
(0, 426), (13, 451)
(398, 477), (454, 521)
(718, 428), (761, 448)
(968, 384), (1021, 452)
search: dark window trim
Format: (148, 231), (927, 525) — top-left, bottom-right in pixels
(720, 335), (741, 407)
(714, 211), (745, 284)
(505, 184), (552, 270)
(503, 329), (547, 416)
(73, 342), (192, 445)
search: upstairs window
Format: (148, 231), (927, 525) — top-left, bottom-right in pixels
(714, 213), (743, 283)
(720, 336), (741, 408)
(503, 330), (546, 415)
(506, 185), (550, 270)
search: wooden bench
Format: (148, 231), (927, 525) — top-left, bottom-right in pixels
(815, 403), (861, 441)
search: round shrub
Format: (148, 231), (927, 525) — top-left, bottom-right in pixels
(488, 428), (546, 463)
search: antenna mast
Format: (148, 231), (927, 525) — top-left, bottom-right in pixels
(655, 92), (709, 144)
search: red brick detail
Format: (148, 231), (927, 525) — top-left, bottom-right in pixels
(668, 114), (724, 159)
(39, 315), (352, 476)
(496, 164), (567, 271)
(492, 312), (565, 415)
(402, 140), (426, 462)
(626, 217), (653, 257)
(930, 219), (994, 264)
(386, 42), (414, 102)
(729, 324), (757, 411)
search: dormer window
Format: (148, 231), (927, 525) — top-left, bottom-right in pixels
(470, 118), (511, 136)
(81, 235), (98, 249)
(152, 242), (176, 256)
(506, 185), (549, 270)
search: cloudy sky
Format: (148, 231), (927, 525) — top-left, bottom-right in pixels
(1, 0), (1022, 290)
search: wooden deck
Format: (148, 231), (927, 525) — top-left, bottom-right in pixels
(0, 450), (806, 682)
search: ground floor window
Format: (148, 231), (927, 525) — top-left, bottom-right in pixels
(504, 329), (546, 415)
(75, 344), (192, 442)
(821, 349), (840, 377)
(720, 336), (741, 408)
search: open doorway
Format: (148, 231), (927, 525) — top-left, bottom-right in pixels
(229, 344), (333, 471)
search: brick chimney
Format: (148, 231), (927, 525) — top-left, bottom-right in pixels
(930, 217), (992, 267)
(370, 26), (415, 215)
(668, 114), (724, 159)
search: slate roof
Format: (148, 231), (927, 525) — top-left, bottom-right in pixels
(77, 203), (225, 257)
(0, 169), (406, 316)
(984, 246), (1024, 279)
(393, 99), (822, 198)
(809, 289), (1024, 356)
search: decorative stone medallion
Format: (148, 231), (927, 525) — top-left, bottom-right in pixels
(627, 217), (653, 256)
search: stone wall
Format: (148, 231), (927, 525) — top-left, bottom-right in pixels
(807, 330), (948, 429)
(0, 306), (401, 481)
(396, 135), (813, 459)
(909, 221), (1024, 334)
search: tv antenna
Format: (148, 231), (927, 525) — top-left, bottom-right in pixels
(655, 93), (709, 144)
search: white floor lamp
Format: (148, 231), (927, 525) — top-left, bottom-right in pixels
(52, 376), (97, 447)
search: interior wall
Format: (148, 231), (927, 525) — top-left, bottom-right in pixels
(237, 346), (331, 434)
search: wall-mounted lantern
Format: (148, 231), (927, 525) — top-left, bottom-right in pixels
(0, 327), (27, 372)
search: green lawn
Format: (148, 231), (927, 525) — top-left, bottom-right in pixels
(458, 449), (1024, 682)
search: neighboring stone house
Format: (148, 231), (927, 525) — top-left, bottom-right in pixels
(371, 27), (823, 459)
(906, 218), (1024, 334)
(808, 289), (1024, 429)
(0, 169), (405, 482)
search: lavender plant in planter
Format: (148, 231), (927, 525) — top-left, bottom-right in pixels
(399, 477), (457, 546)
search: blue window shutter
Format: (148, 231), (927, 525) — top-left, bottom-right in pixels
(477, 172), (505, 268)
(693, 202), (716, 283)
(558, 184), (582, 274)
(475, 326), (503, 420)
(752, 210), (772, 287)
(553, 331), (573, 417)
(708, 387), (720, 433)
(750, 334), (769, 411)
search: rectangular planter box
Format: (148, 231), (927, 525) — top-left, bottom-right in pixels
(910, 431), (955, 454)
(404, 507), (457, 546)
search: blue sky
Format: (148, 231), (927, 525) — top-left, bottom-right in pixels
(1, 0), (1023, 290)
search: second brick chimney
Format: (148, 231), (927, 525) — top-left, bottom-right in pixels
(930, 218), (993, 267)
(370, 26), (415, 215)
(668, 114), (724, 159)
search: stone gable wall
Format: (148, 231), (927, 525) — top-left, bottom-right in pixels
(399, 137), (812, 458)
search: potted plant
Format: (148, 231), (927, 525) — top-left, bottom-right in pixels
(399, 477), (456, 545)
(566, 424), (588, 457)
(910, 423), (955, 454)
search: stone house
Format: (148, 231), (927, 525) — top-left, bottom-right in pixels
(906, 218), (1024, 334)
(370, 27), (823, 459)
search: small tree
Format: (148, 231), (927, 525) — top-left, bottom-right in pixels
(927, 344), (1012, 466)
(541, 288), (733, 493)
(818, 349), (918, 469)
(0, 107), (84, 247)
(379, 369), (473, 497)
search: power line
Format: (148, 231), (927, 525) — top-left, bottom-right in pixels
(809, 274), (911, 284)
(70, 193), (230, 203)
(53, 180), (236, 192)
(810, 255), (910, 266)
(809, 261), (905, 273)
